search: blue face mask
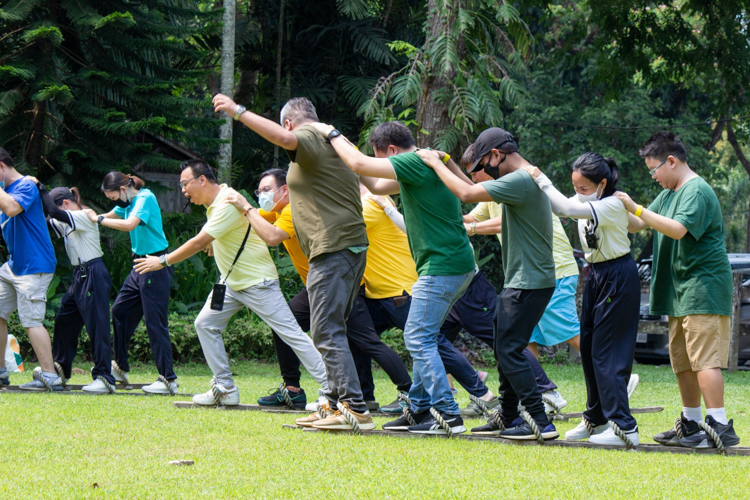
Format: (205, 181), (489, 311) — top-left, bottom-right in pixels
(258, 187), (282, 212)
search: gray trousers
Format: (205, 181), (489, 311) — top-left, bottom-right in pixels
(194, 279), (328, 389)
(307, 248), (367, 412)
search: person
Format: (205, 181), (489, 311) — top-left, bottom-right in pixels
(309, 120), (477, 435)
(0, 148), (60, 391)
(416, 127), (559, 441)
(90, 172), (177, 394)
(135, 160), (329, 406)
(213, 94), (374, 432)
(223, 169), (410, 412)
(615, 131), (740, 449)
(524, 152), (640, 447)
(30, 179), (116, 393)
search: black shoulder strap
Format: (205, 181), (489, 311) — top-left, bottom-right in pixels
(222, 224), (252, 283)
(587, 201), (599, 229)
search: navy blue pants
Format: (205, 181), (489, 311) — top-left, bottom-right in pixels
(581, 254), (640, 430)
(111, 264), (176, 380)
(273, 286), (411, 399)
(53, 258), (115, 384)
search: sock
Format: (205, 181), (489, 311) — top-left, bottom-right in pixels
(683, 406), (703, 422)
(705, 407), (728, 425)
(42, 371), (58, 379)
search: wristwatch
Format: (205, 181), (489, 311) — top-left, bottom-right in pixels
(326, 129), (341, 143)
(233, 104), (247, 121)
(97, 215), (105, 225)
(159, 254), (171, 267)
(469, 222), (476, 235)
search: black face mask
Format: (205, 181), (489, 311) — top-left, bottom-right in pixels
(113, 192), (130, 209)
(483, 153), (507, 180)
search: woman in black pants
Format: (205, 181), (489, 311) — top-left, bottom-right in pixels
(525, 153), (640, 447)
(31, 180), (116, 393)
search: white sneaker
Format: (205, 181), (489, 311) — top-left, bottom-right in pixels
(82, 378), (116, 394)
(305, 390), (328, 412)
(542, 390), (568, 413)
(627, 374), (639, 399)
(142, 379), (179, 394)
(111, 361), (129, 384)
(589, 426), (639, 447)
(192, 384), (239, 406)
(565, 420), (610, 440)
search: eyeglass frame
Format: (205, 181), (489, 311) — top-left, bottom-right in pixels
(179, 176), (200, 189)
(648, 157), (669, 177)
(254, 185), (281, 197)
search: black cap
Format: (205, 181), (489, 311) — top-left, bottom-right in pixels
(49, 187), (74, 206)
(469, 127), (518, 173)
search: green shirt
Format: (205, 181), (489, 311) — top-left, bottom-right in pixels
(647, 177), (732, 317)
(285, 125), (368, 259)
(389, 152), (475, 276)
(482, 170), (555, 289)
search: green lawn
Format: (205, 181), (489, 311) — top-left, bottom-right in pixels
(2, 362), (750, 499)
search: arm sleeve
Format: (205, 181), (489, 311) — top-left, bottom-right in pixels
(672, 189), (711, 240)
(469, 203), (491, 222)
(38, 185), (73, 226)
(8, 180), (38, 212)
(129, 195), (150, 225)
(273, 207), (296, 238)
(203, 204), (242, 240)
(383, 205), (406, 233)
(534, 173), (593, 219)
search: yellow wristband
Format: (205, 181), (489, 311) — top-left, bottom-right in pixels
(441, 154), (450, 164)
(634, 205), (643, 217)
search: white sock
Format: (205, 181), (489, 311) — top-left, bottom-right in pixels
(682, 406), (703, 422)
(705, 407), (728, 425)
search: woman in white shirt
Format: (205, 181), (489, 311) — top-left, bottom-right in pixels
(524, 152), (640, 447)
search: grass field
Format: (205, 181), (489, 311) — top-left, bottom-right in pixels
(2, 361), (750, 499)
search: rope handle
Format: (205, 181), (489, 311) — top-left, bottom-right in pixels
(111, 361), (129, 385)
(210, 377), (228, 406)
(338, 404), (362, 436)
(469, 394), (493, 420)
(97, 376), (116, 394)
(429, 408), (454, 438)
(33, 369), (53, 393)
(519, 406), (544, 444)
(609, 421), (637, 450)
(54, 362), (68, 387)
(158, 375), (176, 395)
(278, 383), (296, 409)
(697, 420), (725, 453)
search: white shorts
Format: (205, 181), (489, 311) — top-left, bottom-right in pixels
(0, 262), (54, 328)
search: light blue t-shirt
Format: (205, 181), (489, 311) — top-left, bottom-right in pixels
(113, 188), (168, 255)
(0, 177), (57, 275)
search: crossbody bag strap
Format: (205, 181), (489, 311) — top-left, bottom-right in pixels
(221, 224), (252, 283)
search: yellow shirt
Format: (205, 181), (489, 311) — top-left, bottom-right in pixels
(470, 201), (578, 280)
(362, 198), (418, 299)
(204, 185), (278, 291)
(260, 206), (311, 285)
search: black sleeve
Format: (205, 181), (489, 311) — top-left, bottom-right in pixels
(37, 184), (73, 226)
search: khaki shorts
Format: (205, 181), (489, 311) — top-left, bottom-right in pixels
(0, 262), (53, 328)
(668, 314), (730, 373)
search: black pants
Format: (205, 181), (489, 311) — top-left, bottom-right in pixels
(273, 286), (412, 399)
(53, 258), (115, 384)
(111, 265), (176, 380)
(581, 255), (640, 430)
(494, 287), (555, 425)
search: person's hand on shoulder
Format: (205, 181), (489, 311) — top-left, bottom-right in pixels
(26, 176), (39, 185)
(364, 193), (394, 209)
(224, 188), (252, 213)
(82, 209), (98, 223)
(308, 122), (336, 138)
(213, 93), (238, 117)
(522, 165), (542, 180)
(614, 191), (637, 213)
(416, 149), (442, 169)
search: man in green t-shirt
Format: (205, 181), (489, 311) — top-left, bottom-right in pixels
(211, 94), (374, 432)
(307, 120), (476, 436)
(418, 127), (559, 442)
(616, 131), (740, 449)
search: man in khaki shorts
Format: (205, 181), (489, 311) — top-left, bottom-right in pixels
(0, 147), (61, 391)
(616, 131), (740, 448)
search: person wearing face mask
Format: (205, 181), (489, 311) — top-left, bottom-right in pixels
(0, 148), (60, 391)
(29, 179), (116, 393)
(88, 171), (177, 394)
(523, 152), (640, 447)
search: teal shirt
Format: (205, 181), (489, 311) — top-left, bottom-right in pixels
(113, 188), (168, 255)
(389, 152), (475, 277)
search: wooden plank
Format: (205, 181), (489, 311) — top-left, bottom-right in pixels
(172, 401), (307, 413)
(1, 383), (149, 391)
(728, 271), (743, 373)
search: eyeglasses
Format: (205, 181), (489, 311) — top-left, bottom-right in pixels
(254, 186), (278, 197)
(179, 176), (199, 189)
(649, 158), (668, 177)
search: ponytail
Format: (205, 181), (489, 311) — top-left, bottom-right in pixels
(101, 172), (145, 192)
(69, 187), (87, 209)
(571, 152), (619, 198)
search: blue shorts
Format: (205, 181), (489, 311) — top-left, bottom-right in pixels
(530, 275), (580, 346)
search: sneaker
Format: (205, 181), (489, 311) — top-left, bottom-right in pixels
(380, 391), (410, 414)
(142, 378), (179, 394)
(0, 369), (9, 386)
(679, 415), (740, 449)
(365, 400), (380, 412)
(470, 412), (513, 436)
(311, 402), (376, 431)
(304, 391), (327, 412)
(382, 409), (431, 432)
(111, 361), (129, 384)
(542, 390), (568, 413)
(19, 371), (63, 392)
(408, 411), (466, 435)
(460, 396), (500, 417)
(257, 384), (307, 408)
(476, 370), (489, 383)
(653, 413), (700, 446)
(192, 383), (239, 406)
(627, 374), (639, 399)
(589, 425), (639, 447)
(499, 420), (559, 441)
(82, 378), (116, 394)
(565, 420), (609, 440)
(296, 401), (333, 427)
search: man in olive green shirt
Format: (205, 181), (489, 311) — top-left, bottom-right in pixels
(616, 131), (739, 449)
(213, 94), (374, 432)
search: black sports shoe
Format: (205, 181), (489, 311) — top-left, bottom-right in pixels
(679, 415), (741, 449)
(383, 410), (431, 432)
(653, 413), (700, 446)
(470, 411), (513, 435)
(257, 385), (307, 408)
(499, 421), (558, 441)
(365, 400), (380, 411)
(408, 411), (466, 435)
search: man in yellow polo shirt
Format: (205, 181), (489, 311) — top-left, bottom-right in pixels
(225, 169), (412, 414)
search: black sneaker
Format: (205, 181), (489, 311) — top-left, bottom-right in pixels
(499, 420), (559, 441)
(257, 384), (307, 408)
(408, 411), (466, 435)
(380, 391), (410, 414)
(383, 410), (431, 432)
(365, 400), (380, 412)
(653, 413), (700, 446)
(679, 415), (741, 449)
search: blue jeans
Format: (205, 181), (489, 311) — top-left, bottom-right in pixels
(405, 271), (475, 415)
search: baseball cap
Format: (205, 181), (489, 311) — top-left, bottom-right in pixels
(49, 187), (74, 206)
(468, 127), (518, 173)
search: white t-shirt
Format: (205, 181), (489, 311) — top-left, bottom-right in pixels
(50, 211), (104, 265)
(577, 196), (630, 263)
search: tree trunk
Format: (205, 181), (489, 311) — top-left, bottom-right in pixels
(273, 0), (286, 168)
(217, 0), (236, 185)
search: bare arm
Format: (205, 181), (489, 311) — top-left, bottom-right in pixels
(463, 214), (477, 223)
(417, 150), (493, 203)
(224, 188), (290, 246)
(444, 156), (474, 186)
(626, 213), (649, 233)
(615, 191), (687, 239)
(360, 175), (400, 195)
(213, 94), (297, 151)
(0, 190), (23, 217)
(473, 216), (503, 236)
(100, 214), (142, 232)
(134, 230), (215, 274)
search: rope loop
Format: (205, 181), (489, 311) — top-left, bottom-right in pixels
(210, 377), (227, 406)
(489, 409), (505, 431)
(317, 401), (331, 420)
(609, 421), (637, 450)
(469, 394), (493, 420)
(98, 376), (115, 394)
(429, 408), (453, 438)
(697, 420), (725, 453)
(158, 375), (176, 395)
(278, 383), (296, 409)
(111, 361), (129, 385)
(54, 362), (67, 387)
(518, 406), (544, 445)
(583, 418), (595, 436)
(674, 418), (684, 441)
(542, 394), (559, 414)
(338, 404), (362, 436)
(33, 369), (53, 393)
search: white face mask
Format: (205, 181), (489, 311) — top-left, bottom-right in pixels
(576, 184), (602, 203)
(258, 187), (282, 212)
